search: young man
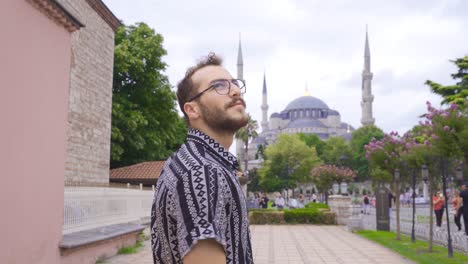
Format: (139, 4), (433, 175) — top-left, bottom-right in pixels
(150, 53), (254, 264)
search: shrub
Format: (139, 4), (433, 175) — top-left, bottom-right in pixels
(248, 208), (336, 225)
(284, 208), (323, 224)
(249, 210), (285, 224)
(304, 202), (330, 210)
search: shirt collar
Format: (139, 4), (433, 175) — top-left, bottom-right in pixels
(187, 128), (239, 170)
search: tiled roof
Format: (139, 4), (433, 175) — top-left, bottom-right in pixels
(110, 161), (165, 180)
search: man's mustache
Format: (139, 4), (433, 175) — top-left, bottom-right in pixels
(226, 98), (246, 109)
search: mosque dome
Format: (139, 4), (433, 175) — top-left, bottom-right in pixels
(286, 118), (326, 129)
(285, 96), (329, 111)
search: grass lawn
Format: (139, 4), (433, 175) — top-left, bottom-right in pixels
(356, 230), (468, 264)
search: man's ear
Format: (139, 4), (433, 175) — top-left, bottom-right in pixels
(184, 102), (200, 120)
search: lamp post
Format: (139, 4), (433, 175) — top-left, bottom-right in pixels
(411, 168), (416, 243)
(441, 158), (453, 258)
(393, 169), (400, 227)
(422, 165), (429, 202)
(456, 166), (463, 185)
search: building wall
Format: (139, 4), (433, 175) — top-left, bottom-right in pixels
(0, 1), (72, 263)
(57, 0), (116, 185)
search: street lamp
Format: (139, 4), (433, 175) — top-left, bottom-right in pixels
(456, 166), (463, 185)
(421, 165), (429, 183)
(394, 169), (400, 182)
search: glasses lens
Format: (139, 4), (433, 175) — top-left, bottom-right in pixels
(212, 80), (230, 95)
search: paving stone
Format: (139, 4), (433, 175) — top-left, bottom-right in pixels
(104, 225), (414, 264)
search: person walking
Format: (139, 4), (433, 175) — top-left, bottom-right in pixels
(363, 194), (370, 215)
(433, 191), (445, 230)
(452, 190), (463, 232)
(275, 194), (285, 210)
(459, 184), (468, 235)
(150, 53), (253, 264)
(259, 193), (269, 209)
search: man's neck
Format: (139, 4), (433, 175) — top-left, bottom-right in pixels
(191, 124), (234, 150)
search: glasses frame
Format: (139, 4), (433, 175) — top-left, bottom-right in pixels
(187, 78), (246, 102)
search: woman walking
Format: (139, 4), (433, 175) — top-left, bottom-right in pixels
(433, 191), (445, 230)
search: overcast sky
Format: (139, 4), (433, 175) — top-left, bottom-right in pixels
(103, 0), (467, 151)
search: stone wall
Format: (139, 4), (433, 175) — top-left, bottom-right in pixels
(57, 0), (116, 185)
(328, 195), (352, 225)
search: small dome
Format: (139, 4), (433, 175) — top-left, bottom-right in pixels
(286, 118), (326, 129)
(270, 112), (281, 118)
(285, 96), (329, 111)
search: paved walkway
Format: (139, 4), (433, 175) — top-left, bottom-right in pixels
(104, 225), (414, 264)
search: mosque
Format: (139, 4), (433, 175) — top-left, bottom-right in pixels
(236, 30), (375, 170)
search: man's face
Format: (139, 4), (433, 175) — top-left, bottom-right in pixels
(190, 65), (248, 133)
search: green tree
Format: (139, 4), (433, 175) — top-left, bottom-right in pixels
(321, 136), (352, 166)
(235, 114), (258, 171)
(259, 134), (321, 192)
(425, 56), (468, 107)
(297, 133), (327, 158)
(111, 23), (186, 168)
(350, 125), (384, 181)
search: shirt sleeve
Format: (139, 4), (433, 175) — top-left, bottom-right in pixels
(173, 164), (228, 258)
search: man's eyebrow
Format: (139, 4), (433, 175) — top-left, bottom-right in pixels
(208, 78), (225, 85)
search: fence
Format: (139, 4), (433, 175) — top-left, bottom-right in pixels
(63, 186), (154, 235)
(361, 205), (468, 253)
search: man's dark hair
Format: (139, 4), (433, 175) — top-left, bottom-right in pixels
(177, 52), (223, 124)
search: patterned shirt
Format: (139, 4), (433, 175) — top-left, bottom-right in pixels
(151, 128), (254, 264)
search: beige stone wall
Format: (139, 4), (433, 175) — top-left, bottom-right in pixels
(58, 0), (115, 185)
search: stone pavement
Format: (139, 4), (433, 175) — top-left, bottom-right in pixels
(104, 225), (414, 264)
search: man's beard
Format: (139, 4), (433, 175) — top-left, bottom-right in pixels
(198, 98), (248, 134)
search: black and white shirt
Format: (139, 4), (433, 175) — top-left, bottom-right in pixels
(151, 128), (254, 264)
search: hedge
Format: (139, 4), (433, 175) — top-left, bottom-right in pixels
(248, 208), (335, 225)
(304, 202), (330, 210)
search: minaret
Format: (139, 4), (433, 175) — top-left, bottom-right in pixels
(361, 27), (375, 126)
(261, 72), (269, 132)
(236, 35), (245, 166)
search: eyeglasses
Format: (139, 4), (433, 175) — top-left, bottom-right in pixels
(187, 78), (246, 102)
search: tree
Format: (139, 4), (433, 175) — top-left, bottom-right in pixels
(365, 131), (409, 240)
(350, 125), (384, 181)
(297, 133), (327, 158)
(310, 164), (356, 204)
(259, 134), (321, 192)
(321, 136), (352, 166)
(111, 23), (186, 168)
(426, 56), (468, 107)
(235, 114), (258, 171)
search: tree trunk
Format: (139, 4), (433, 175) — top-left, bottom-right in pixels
(395, 180), (401, 240)
(429, 176), (434, 252)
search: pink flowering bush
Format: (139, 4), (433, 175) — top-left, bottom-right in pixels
(420, 101), (468, 161)
(310, 164), (356, 197)
(365, 131), (408, 175)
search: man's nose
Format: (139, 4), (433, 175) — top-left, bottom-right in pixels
(229, 82), (241, 97)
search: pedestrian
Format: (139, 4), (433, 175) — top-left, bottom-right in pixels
(312, 193), (317, 203)
(275, 194), (285, 210)
(150, 53), (253, 263)
(433, 191), (445, 230)
(459, 183), (468, 235)
(452, 189), (463, 232)
(363, 194), (370, 214)
(259, 192), (269, 209)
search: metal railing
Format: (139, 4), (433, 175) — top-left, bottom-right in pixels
(361, 206), (468, 253)
(63, 186), (153, 234)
